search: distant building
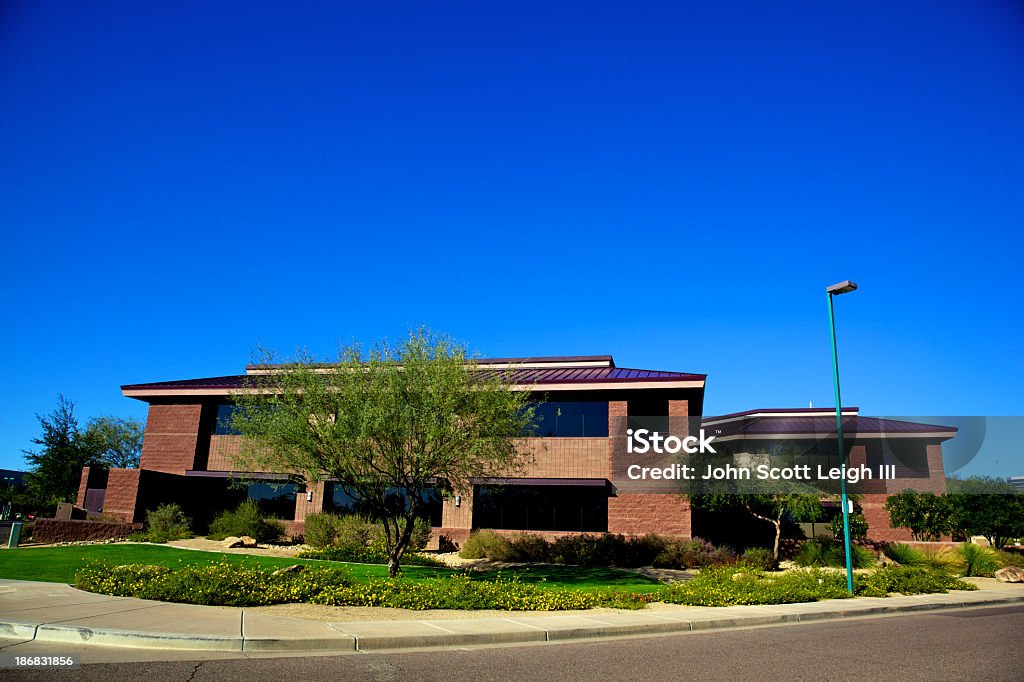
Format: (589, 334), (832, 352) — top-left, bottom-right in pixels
(0, 469), (27, 488)
(1011, 476), (1024, 493)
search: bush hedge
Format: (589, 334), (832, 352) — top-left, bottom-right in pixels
(659, 565), (976, 607)
(303, 512), (432, 552)
(75, 561), (648, 610)
(459, 532), (741, 569)
(297, 545), (446, 567)
(208, 500), (286, 544)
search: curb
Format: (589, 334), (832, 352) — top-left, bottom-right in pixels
(3, 594), (1023, 653)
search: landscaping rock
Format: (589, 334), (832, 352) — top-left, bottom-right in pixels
(994, 566), (1024, 583)
(239, 535), (259, 547)
(271, 564), (304, 577)
(221, 536), (242, 548)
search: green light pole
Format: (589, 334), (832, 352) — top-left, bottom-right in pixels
(827, 279), (857, 594)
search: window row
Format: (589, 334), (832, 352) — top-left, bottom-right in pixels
(214, 401), (611, 438)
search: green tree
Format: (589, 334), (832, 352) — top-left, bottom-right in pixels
(946, 476), (1023, 549)
(884, 490), (952, 541)
(232, 329), (536, 576)
(689, 446), (825, 561)
(83, 416), (145, 468)
(23, 396), (103, 511)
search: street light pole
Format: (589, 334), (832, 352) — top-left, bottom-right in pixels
(827, 279), (857, 594)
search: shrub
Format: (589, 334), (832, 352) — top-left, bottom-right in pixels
(660, 567), (852, 607)
(653, 538), (736, 569)
(957, 542), (1000, 577)
(144, 503), (193, 543)
(550, 534), (612, 566)
(740, 547), (776, 571)
(208, 500), (285, 544)
(303, 513), (344, 548)
(460, 531), (516, 561)
(794, 539), (874, 569)
(860, 565), (976, 595)
(75, 561), (648, 611)
(882, 542), (926, 566)
(411, 517), (433, 551)
(508, 534), (551, 562)
(303, 513), (384, 549)
(297, 545), (445, 567)
(829, 511), (869, 541)
(994, 549), (1024, 569)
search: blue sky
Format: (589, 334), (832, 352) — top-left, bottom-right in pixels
(2, 1), (1022, 475)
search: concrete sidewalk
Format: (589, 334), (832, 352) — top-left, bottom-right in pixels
(1, 579), (1022, 654)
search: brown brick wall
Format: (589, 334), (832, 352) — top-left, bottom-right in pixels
(501, 438), (608, 478)
(76, 467), (90, 507)
(102, 469), (142, 522)
(139, 404), (203, 474)
(861, 493), (913, 542)
(608, 493), (691, 538)
(32, 519), (143, 544)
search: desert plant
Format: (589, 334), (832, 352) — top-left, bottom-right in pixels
(740, 547), (777, 571)
(208, 499), (285, 544)
(794, 538), (874, 569)
(459, 530), (515, 561)
(882, 542), (926, 566)
(144, 503), (193, 543)
(957, 542), (1000, 577)
(653, 538), (737, 569)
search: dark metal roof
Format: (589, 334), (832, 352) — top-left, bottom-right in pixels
(122, 364), (705, 393)
(702, 412), (957, 439)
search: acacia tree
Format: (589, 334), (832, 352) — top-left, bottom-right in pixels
(689, 447), (824, 561)
(231, 330), (536, 576)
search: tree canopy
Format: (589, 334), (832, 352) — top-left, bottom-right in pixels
(231, 330), (537, 576)
(23, 396), (103, 510)
(83, 416), (145, 469)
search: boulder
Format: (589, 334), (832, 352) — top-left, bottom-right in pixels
(994, 566), (1024, 583)
(271, 564), (304, 577)
(221, 536), (243, 548)
(239, 535), (258, 547)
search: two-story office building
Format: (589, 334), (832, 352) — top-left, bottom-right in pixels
(77, 355), (953, 544)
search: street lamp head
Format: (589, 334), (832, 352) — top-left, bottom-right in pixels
(827, 280), (858, 295)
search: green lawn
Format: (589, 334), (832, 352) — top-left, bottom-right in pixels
(0, 545), (661, 591)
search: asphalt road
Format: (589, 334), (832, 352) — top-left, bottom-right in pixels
(5, 606), (1022, 682)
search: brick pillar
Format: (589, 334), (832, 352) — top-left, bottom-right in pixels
(77, 466), (91, 507)
(294, 481), (326, 522)
(924, 444), (947, 494)
(607, 400), (692, 539)
(436, 488), (473, 548)
(103, 469), (142, 522)
(669, 399), (689, 437)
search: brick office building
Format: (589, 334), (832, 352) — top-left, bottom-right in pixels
(77, 355), (953, 544)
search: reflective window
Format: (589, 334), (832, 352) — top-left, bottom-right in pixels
(473, 484), (609, 532)
(325, 484), (443, 527)
(529, 402), (608, 437)
(215, 404), (240, 435)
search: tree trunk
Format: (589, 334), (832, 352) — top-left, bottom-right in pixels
(772, 520), (782, 562)
(386, 513), (418, 578)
